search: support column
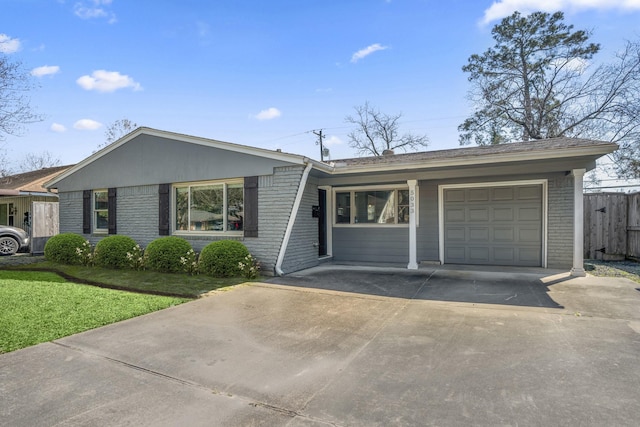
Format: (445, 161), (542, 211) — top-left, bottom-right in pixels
(407, 180), (418, 270)
(571, 169), (586, 277)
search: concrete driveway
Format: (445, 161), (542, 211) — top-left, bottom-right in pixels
(2, 265), (640, 426)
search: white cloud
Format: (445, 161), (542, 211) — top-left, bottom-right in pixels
(323, 135), (343, 147)
(482, 0), (640, 25)
(76, 70), (142, 93)
(74, 0), (117, 24)
(51, 123), (67, 133)
(0, 34), (21, 54)
(31, 65), (60, 77)
(351, 43), (388, 63)
(254, 107), (282, 121)
(73, 119), (103, 130)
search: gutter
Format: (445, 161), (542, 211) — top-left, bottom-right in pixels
(275, 161), (313, 276)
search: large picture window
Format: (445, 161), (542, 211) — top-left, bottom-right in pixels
(174, 181), (244, 233)
(335, 187), (410, 225)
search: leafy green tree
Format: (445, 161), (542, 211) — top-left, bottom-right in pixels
(459, 11), (640, 177)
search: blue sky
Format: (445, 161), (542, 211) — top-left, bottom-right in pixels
(2, 0), (640, 168)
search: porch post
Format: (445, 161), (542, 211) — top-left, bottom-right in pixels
(407, 180), (418, 270)
(570, 169), (586, 277)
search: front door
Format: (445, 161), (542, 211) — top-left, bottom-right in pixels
(318, 189), (327, 256)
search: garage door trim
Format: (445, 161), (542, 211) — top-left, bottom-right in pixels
(438, 179), (548, 268)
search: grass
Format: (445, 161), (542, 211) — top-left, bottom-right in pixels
(0, 261), (256, 353)
(6, 261), (249, 298)
(0, 270), (190, 354)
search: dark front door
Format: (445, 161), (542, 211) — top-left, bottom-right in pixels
(318, 189), (327, 256)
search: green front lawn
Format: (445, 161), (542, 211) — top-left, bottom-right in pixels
(0, 270), (190, 353)
(7, 261), (248, 298)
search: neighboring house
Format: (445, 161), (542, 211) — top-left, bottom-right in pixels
(45, 127), (616, 276)
(0, 165), (71, 230)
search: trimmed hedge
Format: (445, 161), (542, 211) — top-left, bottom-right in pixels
(94, 235), (139, 269)
(199, 240), (250, 277)
(144, 236), (193, 273)
(44, 233), (88, 265)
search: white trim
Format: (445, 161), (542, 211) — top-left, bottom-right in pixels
(93, 189), (108, 234)
(275, 162), (313, 276)
(318, 185), (333, 257)
(407, 179), (418, 270)
(570, 169), (586, 276)
(438, 179), (548, 267)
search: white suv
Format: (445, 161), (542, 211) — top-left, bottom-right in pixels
(0, 225), (30, 256)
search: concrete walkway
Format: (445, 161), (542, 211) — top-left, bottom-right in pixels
(1, 267), (640, 426)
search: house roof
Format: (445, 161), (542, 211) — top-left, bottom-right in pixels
(0, 165), (72, 196)
(46, 127), (331, 188)
(327, 137), (617, 174)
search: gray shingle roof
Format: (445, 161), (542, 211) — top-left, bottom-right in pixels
(331, 138), (617, 167)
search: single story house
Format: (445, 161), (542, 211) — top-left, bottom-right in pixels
(1, 165), (70, 230)
(45, 127), (616, 276)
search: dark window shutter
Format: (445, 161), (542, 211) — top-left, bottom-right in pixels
(159, 183), (170, 236)
(83, 190), (91, 234)
(244, 176), (258, 237)
(108, 188), (117, 234)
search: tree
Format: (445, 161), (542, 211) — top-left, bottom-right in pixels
(459, 11), (640, 177)
(0, 146), (13, 177)
(0, 54), (42, 141)
(95, 118), (138, 151)
(345, 102), (429, 156)
(19, 151), (61, 172)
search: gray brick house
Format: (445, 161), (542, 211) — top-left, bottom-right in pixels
(45, 127), (616, 276)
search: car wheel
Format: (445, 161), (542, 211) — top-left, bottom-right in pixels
(0, 236), (19, 256)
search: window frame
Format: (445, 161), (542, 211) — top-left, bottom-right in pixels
(333, 184), (411, 227)
(172, 179), (245, 236)
(93, 189), (109, 234)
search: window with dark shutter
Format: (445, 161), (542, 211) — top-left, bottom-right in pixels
(108, 188), (117, 234)
(159, 183), (170, 235)
(244, 176), (258, 237)
(83, 190), (91, 234)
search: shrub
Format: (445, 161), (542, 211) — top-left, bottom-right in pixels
(44, 233), (88, 265)
(238, 254), (261, 279)
(94, 235), (139, 269)
(144, 236), (193, 273)
(199, 240), (250, 277)
(126, 244), (145, 270)
(76, 240), (94, 266)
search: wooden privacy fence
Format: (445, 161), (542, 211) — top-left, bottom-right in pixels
(30, 201), (59, 255)
(584, 192), (640, 260)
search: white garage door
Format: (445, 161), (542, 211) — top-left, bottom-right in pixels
(443, 185), (543, 267)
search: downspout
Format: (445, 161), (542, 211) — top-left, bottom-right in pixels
(275, 161), (313, 276)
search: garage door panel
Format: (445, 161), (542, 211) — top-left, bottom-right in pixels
(445, 190), (465, 202)
(493, 207), (514, 221)
(446, 227), (465, 241)
(518, 185), (542, 200)
(494, 247), (516, 263)
(468, 188), (490, 201)
(468, 247), (490, 262)
(518, 207), (541, 221)
(519, 228), (541, 243)
(469, 227), (489, 241)
(443, 185), (543, 267)
(493, 227), (515, 242)
(468, 208), (489, 221)
(445, 208), (465, 222)
(492, 187), (514, 201)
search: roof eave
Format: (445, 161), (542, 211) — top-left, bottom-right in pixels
(331, 144), (617, 175)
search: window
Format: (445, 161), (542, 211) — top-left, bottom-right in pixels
(335, 188), (410, 225)
(94, 190), (108, 232)
(174, 180), (243, 233)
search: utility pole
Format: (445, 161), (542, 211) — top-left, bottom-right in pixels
(313, 129), (327, 162)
